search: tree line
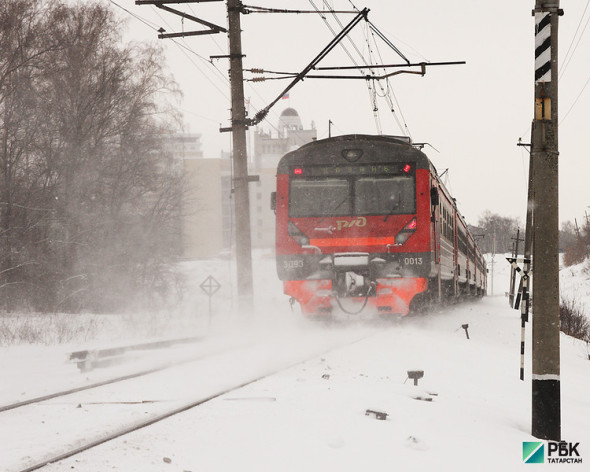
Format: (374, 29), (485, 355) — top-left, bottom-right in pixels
(468, 210), (521, 255)
(1, 1), (183, 313)
(469, 210), (590, 266)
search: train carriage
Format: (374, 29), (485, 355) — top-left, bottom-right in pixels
(272, 134), (486, 317)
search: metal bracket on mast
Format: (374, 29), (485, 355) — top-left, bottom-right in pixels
(135, 1), (226, 37)
(245, 7), (370, 127)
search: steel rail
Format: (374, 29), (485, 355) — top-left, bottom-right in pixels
(16, 333), (375, 472)
(0, 338), (204, 413)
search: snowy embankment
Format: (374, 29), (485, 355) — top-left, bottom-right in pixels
(1, 251), (589, 472)
(560, 257), (590, 312)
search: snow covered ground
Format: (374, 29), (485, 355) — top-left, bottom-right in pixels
(1, 251), (589, 471)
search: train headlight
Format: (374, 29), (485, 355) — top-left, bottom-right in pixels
(394, 217), (417, 245)
(341, 148), (363, 162)
(288, 221), (310, 246)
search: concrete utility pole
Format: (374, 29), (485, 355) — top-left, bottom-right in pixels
(136, 0), (254, 312)
(227, 0), (254, 311)
(531, 0), (562, 441)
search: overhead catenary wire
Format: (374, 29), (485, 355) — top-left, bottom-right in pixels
(560, 73), (590, 124)
(320, 0), (413, 136)
(559, 0), (590, 80)
(558, 1), (590, 123)
(307, 0), (413, 137)
(149, 1), (318, 148)
(306, 0), (378, 133)
(364, 19), (411, 137)
(115, 1), (428, 147)
(107, 0), (231, 101)
(108, 0), (159, 30)
(241, 4), (357, 14)
(316, 0), (383, 133)
(108, 0), (294, 148)
(249, 6), (369, 125)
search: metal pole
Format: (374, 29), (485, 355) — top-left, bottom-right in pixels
(509, 228), (522, 306)
(491, 232), (495, 296)
(531, 1), (561, 441)
(227, 0), (254, 311)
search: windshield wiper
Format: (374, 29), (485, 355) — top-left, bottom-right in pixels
(318, 195), (349, 223)
(383, 192), (402, 222)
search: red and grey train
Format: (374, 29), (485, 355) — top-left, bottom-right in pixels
(272, 134), (487, 317)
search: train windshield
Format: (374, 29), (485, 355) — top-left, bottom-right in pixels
(289, 170), (415, 218)
(289, 178), (350, 217)
(354, 176), (415, 215)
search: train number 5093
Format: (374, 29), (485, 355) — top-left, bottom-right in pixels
(284, 260), (304, 269)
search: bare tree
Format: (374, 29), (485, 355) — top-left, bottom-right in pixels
(0, 0), (59, 310)
(474, 211), (521, 254)
(1, 0), (184, 313)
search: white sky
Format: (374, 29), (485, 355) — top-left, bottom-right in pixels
(113, 0), (590, 227)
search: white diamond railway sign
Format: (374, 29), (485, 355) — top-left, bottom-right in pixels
(200, 275), (221, 323)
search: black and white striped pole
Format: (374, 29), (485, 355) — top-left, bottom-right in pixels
(531, 1), (562, 442)
(507, 257), (531, 381)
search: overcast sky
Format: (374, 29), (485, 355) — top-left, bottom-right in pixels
(116, 0), (590, 227)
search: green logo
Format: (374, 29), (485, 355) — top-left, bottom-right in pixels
(523, 442), (545, 463)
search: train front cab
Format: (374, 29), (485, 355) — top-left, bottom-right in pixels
(274, 136), (436, 317)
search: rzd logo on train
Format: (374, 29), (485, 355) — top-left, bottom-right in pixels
(336, 217), (366, 231)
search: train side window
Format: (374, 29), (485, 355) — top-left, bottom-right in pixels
(430, 187), (439, 207)
(270, 192), (276, 211)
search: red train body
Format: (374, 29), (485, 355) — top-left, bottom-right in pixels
(273, 134), (487, 317)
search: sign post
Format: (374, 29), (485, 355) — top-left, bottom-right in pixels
(200, 275), (221, 325)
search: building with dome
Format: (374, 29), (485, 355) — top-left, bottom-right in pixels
(250, 108), (317, 248)
(173, 108), (317, 260)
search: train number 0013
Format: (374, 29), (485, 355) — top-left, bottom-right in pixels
(284, 260), (304, 269)
(403, 257), (423, 265)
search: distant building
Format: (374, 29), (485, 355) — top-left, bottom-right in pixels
(170, 133), (232, 259)
(174, 108), (317, 258)
(182, 158), (232, 259)
(250, 108), (317, 248)
(169, 132), (203, 159)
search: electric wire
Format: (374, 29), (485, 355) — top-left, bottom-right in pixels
(365, 19), (411, 137)
(108, 0), (294, 150)
(346, 0), (429, 62)
(242, 4), (356, 14)
(559, 0), (590, 80)
(177, 2), (316, 149)
(323, 0), (415, 142)
(560, 73), (590, 124)
(108, 0), (159, 31)
(112, 1), (412, 147)
(317, 0), (412, 137)
(558, 1), (590, 123)
(319, 0), (383, 132)
(106, 0), (231, 103)
(307, 0), (383, 134)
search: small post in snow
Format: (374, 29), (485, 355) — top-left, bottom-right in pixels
(461, 324), (470, 339)
(407, 370), (424, 386)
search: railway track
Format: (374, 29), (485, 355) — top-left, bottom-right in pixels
(0, 337), (209, 414)
(2, 327), (378, 472)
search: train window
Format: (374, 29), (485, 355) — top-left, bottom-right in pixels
(287, 164), (416, 218)
(289, 178), (350, 217)
(354, 176), (415, 216)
